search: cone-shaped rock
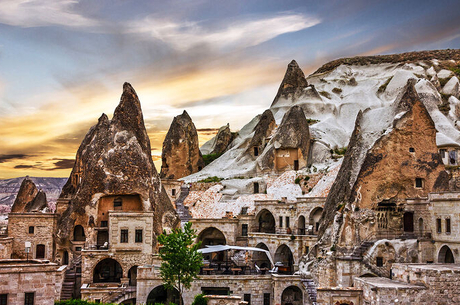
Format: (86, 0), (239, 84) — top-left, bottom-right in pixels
(271, 60), (309, 107)
(249, 109), (276, 148)
(210, 124), (234, 155)
(160, 110), (204, 179)
(11, 176), (40, 212)
(58, 82), (179, 247)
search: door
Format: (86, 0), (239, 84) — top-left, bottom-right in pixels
(36, 244), (45, 259)
(403, 212), (414, 232)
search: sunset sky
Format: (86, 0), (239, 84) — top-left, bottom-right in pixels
(1, 0), (460, 179)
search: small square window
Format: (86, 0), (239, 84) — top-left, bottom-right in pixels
(409, 147), (415, 152)
(171, 189), (176, 196)
(135, 229), (143, 243)
(241, 207), (248, 215)
(100, 221), (108, 227)
(113, 197), (122, 209)
(28, 226), (34, 234)
(75, 247), (82, 252)
(415, 178), (423, 188)
(120, 229), (128, 243)
(376, 257), (384, 267)
(440, 149), (446, 158)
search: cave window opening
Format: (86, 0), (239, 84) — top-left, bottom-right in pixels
(114, 197), (122, 210)
(409, 147), (415, 152)
(254, 146), (259, 157)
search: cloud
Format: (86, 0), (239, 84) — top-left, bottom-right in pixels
(0, 154), (30, 163)
(128, 13), (321, 51)
(50, 158), (75, 170)
(0, 0), (100, 29)
(13, 164), (34, 169)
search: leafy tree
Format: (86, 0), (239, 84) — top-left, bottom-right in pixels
(158, 222), (203, 305)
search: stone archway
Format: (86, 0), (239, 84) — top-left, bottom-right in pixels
(198, 227), (226, 262)
(73, 225), (86, 241)
(281, 285), (303, 305)
(309, 207), (323, 234)
(438, 245), (455, 263)
(254, 242), (271, 269)
(93, 258), (123, 283)
(147, 285), (181, 305)
(128, 266), (138, 286)
(275, 244), (294, 274)
(256, 209), (276, 233)
(297, 215), (306, 235)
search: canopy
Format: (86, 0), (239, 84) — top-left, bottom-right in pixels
(198, 245), (274, 267)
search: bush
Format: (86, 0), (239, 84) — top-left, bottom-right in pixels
(198, 176), (223, 183)
(319, 91), (331, 99)
(439, 77), (449, 87)
(295, 177), (301, 184)
(377, 76), (393, 94)
(334, 147), (347, 155)
(332, 87), (342, 94)
(191, 294), (208, 305)
(202, 153), (223, 166)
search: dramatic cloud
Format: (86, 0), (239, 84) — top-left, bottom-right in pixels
(0, 154), (30, 163)
(128, 13), (321, 51)
(0, 0), (100, 28)
(50, 159), (75, 170)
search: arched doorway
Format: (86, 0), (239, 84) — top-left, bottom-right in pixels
(198, 227), (226, 262)
(146, 285), (181, 305)
(256, 209), (276, 233)
(128, 266), (138, 286)
(275, 245), (294, 274)
(403, 212), (414, 232)
(93, 258), (123, 283)
(281, 285), (303, 305)
(36, 244), (45, 259)
(254, 243), (271, 269)
(309, 207), (323, 234)
(297, 216), (306, 235)
(73, 225), (86, 241)
(438, 245), (455, 263)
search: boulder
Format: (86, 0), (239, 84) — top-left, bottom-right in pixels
(11, 176), (47, 213)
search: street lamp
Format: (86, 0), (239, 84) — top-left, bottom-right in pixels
(25, 241), (31, 262)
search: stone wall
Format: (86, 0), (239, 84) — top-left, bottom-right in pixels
(137, 266), (304, 305)
(8, 213), (55, 260)
(0, 237), (13, 259)
(0, 260), (65, 305)
(109, 211), (154, 254)
(191, 218), (239, 246)
(161, 179), (183, 203)
(316, 287), (362, 305)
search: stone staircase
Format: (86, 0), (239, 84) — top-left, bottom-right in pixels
(350, 241), (374, 259)
(302, 278), (318, 305)
(60, 254), (81, 301)
(175, 186), (192, 222)
(101, 286), (136, 304)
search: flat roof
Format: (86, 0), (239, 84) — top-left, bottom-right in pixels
(355, 277), (425, 290)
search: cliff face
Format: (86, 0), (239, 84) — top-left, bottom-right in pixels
(160, 111), (204, 179)
(58, 83), (179, 246)
(11, 177), (48, 213)
(317, 81), (448, 247)
(200, 124), (235, 156)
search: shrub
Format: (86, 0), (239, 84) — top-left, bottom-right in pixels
(192, 294), (208, 305)
(332, 87), (342, 94)
(202, 153), (223, 166)
(55, 300), (115, 305)
(198, 176), (223, 183)
(319, 91), (331, 99)
(450, 65), (460, 76)
(377, 76), (393, 94)
(439, 77), (449, 87)
(334, 147), (347, 155)
(295, 177), (301, 184)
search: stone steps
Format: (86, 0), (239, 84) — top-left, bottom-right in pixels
(175, 186), (192, 222)
(302, 278), (318, 305)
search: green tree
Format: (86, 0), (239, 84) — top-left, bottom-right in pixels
(158, 222), (203, 305)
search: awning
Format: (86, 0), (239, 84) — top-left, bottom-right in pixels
(198, 245), (274, 267)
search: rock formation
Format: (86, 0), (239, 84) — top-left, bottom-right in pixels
(249, 109), (276, 151)
(271, 60), (309, 106)
(11, 176), (48, 213)
(58, 83), (179, 246)
(259, 105), (311, 171)
(160, 110), (205, 179)
(200, 124), (235, 156)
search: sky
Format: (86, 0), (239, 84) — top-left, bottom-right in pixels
(1, 0), (460, 179)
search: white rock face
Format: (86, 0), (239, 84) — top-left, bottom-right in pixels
(442, 76), (460, 98)
(438, 69), (453, 79)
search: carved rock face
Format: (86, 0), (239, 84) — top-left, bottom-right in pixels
(210, 124), (234, 155)
(271, 60), (309, 106)
(58, 83), (179, 246)
(11, 177), (47, 212)
(160, 110), (204, 179)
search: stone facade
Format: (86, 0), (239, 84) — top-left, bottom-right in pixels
(316, 287), (362, 305)
(0, 237), (12, 259)
(0, 260), (65, 305)
(161, 179), (183, 203)
(7, 213), (55, 260)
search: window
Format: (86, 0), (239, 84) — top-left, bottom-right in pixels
(135, 229), (143, 243)
(28, 226), (34, 234)
(114, 197), (122, 209)
(171, 189), (176, 196)
(376, 257), (384, 267)
(437, 218), (442, 233)
(409, 147), (415, 152)
(24, 292), (34, 305)
(244, 294), (251, 305)
(446, 218), (451, 234)
(294, 160), (299, 171)
(263, 293), (270, 305)
(440, 149), (446, 158)
(100, 221), (108, 227)
(241, 207), (248, 215)
(254, 146), (259, 156)
(75, 247), (82, 252)
(279, 216), (283, 228)
(286, 216), (290, 228)
(305, 246), (310, 254)
(0, 294), (7, 305)
(120, 229), (128, 243)
(415, 178), (423, 188)
(254, 182), (259, 194)
(242, 224), (248, 237)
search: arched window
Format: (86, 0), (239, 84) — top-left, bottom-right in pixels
(73, 225), (86, 241)
(93, 258), (123, 283)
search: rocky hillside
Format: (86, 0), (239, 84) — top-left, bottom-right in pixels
(0, 177), (67, 213)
